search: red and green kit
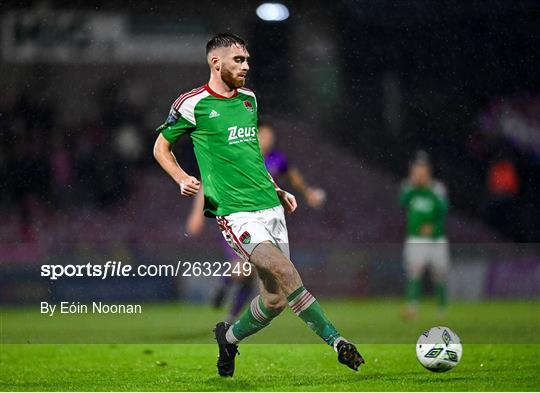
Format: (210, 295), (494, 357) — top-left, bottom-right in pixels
(398, 181), (448, 239)
(157, 84), (280, 217)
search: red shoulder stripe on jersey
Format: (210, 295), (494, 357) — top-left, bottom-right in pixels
(238, 87), (254, 92)
(172, 86), (205, 110)
(172, 86), (205, 109)
(172, 85), (204, 107)
(172, 89), (195, 109)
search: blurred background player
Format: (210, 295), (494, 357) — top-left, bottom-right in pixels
(258, 124), (327, 210)
(186, 123), (326, 323)
(398, 151), (450, 320)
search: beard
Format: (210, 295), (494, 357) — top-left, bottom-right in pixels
(221, 66), (245, 89)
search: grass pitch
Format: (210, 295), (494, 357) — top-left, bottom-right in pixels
(1, 344), (538, 391)
(1, 299), (539, 391)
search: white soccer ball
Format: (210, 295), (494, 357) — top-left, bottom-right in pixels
(416, 326), (462, 372)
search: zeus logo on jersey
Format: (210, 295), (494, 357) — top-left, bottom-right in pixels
(228, 126), (257, 145)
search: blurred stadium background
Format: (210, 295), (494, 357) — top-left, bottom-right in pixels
(0, 1), (538, 316)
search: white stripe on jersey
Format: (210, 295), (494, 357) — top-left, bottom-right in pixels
(174, 90), (210, 126)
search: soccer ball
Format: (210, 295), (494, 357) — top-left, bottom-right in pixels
(416, 326), (462, 372)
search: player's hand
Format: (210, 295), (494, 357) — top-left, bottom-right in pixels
(179, 176), (200, 197)
(305, 187), (326, 209)
(419, 223), (433, 236)
(277, 189), (297, 214)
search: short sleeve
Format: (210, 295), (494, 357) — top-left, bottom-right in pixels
(156, 106), (196, 144)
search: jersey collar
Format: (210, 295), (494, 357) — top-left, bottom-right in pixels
(204, 83), (238, 99)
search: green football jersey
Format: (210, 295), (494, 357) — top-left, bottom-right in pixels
(157, 84), (280, 217)
(398, 180), (448, 239)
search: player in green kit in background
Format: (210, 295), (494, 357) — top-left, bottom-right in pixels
(399, 151), (450, 321)
(153, 33), (364, 377)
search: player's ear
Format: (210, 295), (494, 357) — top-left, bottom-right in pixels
(209, 54), (220, 71)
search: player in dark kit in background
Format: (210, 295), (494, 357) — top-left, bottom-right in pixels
(186, 123), (326, 324)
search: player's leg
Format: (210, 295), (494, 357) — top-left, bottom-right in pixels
(249, 241), (364, 371)
(224, 260), (285, 343)
(222, 241), (364, 370)
(260, 205), (363, 370)
(225, 268), (255, 323)
(403, 240), (428, 320)
(215, 209), (363, 373)
(254, 207), (343, 346)
(214, 214), (285, 377)
(214, 272), (265, 378)
(212, 241), (240, 309)
(212, 276), (232, 309)
(430, 240), (450, 313)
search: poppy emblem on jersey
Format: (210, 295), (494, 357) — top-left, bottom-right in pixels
(239, 231), (251, 244)
(243, 100), (254, 113)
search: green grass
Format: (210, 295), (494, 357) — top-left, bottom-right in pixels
(1, 299), (539, 391)
(1, 344), (538, 391)
(2, 299), (538, 344)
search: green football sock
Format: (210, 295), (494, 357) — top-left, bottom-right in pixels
(226, 295), (278, 344)
(406, 278), (421, 303)
(287, 286), (342, 348)
(435, 282), (447, 308)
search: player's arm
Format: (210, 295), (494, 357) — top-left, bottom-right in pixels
(154, 100), (200, 196)
(285, 167), (326, 209)
(153, 134), (200, 197)
(185, 185), (205, 236)
(267, 172), (297, 214)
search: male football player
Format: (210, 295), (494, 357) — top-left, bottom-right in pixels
(398, 151), (450, 320)
(153, 33), (363, 377)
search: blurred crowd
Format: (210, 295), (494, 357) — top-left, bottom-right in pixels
(0, 81), (158, 241)
(469, 94), (540, 241)
(1, 82), (538, 243)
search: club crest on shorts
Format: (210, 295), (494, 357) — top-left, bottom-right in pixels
(239, 231), (251, 244)
(243, 100), (254, 112)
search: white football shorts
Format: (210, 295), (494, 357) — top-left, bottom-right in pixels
(216, 205), (290, 261)
(403, 237), (450, 281)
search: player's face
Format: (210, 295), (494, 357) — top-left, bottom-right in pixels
(220, 45), (250, 89)
(258, 126), (275, 154)
(410, 163), (431, 186)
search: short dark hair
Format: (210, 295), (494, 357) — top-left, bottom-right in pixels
(206, 33), (247, 55)
(414, 150), (429, 163)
